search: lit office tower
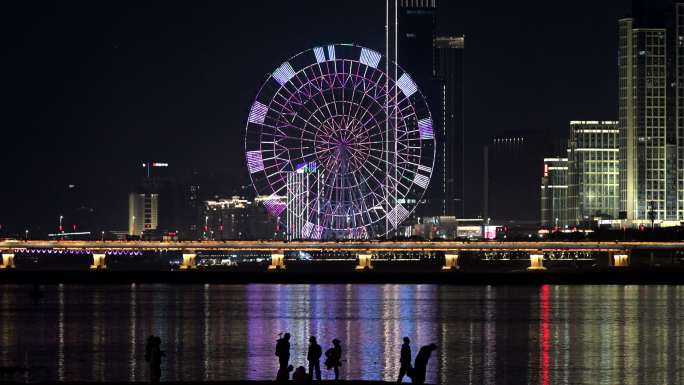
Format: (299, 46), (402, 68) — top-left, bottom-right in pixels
(434, 36), (465, 217)
(618, 2), (682, 223)
(540, 157), (569, 228)
(567, 121), (620, 225)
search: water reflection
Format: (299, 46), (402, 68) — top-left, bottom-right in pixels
(0, 284), (683, 384)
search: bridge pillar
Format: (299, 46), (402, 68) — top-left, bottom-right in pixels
(90, 253), (107, 269)
(180, 253), (197, 270)
(268, 252), (286, 270)
(0, 252), (15, 269)
(611, 253), (630, 267)
(527, 253), (546, 271)
(442, 253), (460, 271)
(356, 253), (373, 270)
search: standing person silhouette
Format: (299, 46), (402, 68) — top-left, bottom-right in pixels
(307, 336), (322, 380)
(275, 333), (291, 372)
(324, 338), (342, 380)
(397, 337), (412, 383)
(145, 335), (165, 383)
(412, 343), (436, 384)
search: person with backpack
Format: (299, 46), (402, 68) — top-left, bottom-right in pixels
(324, 338), (342, 380)
(412, 343), (436, 384)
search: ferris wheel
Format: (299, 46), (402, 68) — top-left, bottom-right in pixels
(245, 43), (434, 239)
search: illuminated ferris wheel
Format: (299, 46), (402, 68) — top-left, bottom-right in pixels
(244, 43), (434, 239)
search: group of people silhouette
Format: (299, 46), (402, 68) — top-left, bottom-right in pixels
(275, 333), (342, 383)
(275, 333), (435, 384)
(144, 333), (435, 383)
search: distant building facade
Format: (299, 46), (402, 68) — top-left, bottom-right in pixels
(128, 162), (203, 239)
(540, 157), (569, 227)
(203, 196), (278, 240)
(434, 36), (465, 217)
(484, 130), (551, 222)
(128, 192), (158, 236)
(567, 121), (620, 225)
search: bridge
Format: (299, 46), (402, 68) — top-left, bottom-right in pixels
(1, 240), (682, 271)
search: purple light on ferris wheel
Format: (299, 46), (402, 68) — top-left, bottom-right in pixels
(360, 48), (381, 68)
(417, 164), (432, 173)
(246, 151), (265, 174)
(418, 118), (433, 140)
(387, 204), (410, 229)
(248, 101), (268, 124)
(413, 174), (430, 189)
(313, 47), (325, 63)
(396, 73), (418, 97)
(263, 198), (286, 218)
(272, 61), (296, 86)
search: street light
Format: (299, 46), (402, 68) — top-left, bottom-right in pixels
(59, 215), (64, 233)
(101, 231), (105, 241)
(24, 229), (29, 241)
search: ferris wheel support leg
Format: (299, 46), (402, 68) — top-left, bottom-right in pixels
(355, 253), (373, 270)
(268, 252), (286, 270)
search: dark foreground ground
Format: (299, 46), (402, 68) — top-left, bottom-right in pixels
(3, 268), (684, 284)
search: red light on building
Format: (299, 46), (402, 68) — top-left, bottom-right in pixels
(543, 163), (549, 177)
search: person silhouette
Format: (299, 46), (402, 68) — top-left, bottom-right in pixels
(275, 333), (291, 371)
(145, 335), (165, 383)
(293, 366), (309, 383)
(397, 337), (412, 383)
(276, 364), (294, 382)
(307, 336), (322, 380)
(324, 338), (342, 380)
(412, 343), (436, 384)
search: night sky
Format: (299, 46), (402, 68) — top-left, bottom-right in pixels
(2, 0), (630, 234)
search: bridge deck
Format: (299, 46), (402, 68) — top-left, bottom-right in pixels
(1, 240), (683, 252)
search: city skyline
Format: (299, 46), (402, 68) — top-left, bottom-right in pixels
(3, 0), (629, 234)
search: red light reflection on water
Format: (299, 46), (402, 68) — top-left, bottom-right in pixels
(540, 284), (550, 385)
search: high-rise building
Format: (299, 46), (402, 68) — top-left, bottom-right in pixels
(540, 157), (569, 227)
(618, 3), (682, 223)
(398, 0), (440, 215)
(434, 36), (465, 217)
(285, 163), (323, 240)
(398, 0), (436, 102)
(483, 130), (551, 222)
(127, 162), (202, 238)
(128, 192), (158, 236)
(567, 121), (620, 224)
